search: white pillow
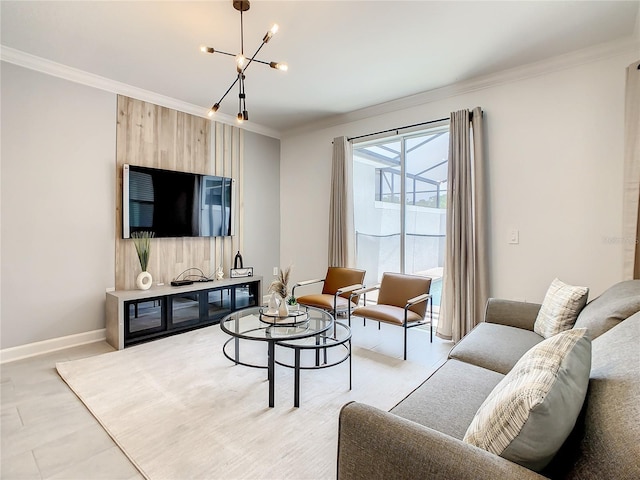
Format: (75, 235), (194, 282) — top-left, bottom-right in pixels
(534, 278), (589, 338)
(463, 328), (591, 471)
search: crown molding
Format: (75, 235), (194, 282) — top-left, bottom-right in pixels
(0, 45), (281, 140)
(283, 36), (640, 138)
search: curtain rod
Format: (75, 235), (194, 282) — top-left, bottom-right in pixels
(347, 116), (449, 142)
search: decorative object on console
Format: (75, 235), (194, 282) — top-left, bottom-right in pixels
(131, 231), (154, 290)
(200, 0), (288, 124)
(230, 267), (253, 278)
(215, 266), (224, 280)
(230, 250), (253, 277)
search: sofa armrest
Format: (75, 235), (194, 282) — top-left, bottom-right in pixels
(484, 298), (542, 331)
(337, 402), (547, 480)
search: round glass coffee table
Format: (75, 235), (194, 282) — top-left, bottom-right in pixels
(220, 306), (333, 407)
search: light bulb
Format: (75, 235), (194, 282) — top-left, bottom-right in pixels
(270, 62), (288, 71)
(200, 46), (214, 54)
(236, 54), (246, 71)
(263, 24), (279, 43)
(207, 104), (219, 117)
(237, 113), (244, 123)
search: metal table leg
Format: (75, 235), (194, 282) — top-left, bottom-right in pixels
(268, 341), (275, 408)
(294, 347), (301, 407)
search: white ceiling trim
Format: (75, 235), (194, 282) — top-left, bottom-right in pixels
(283, 36), (640, 138)
(0, 45), (281, 140)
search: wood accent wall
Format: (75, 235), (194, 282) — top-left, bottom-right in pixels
(115, 96), (243, 290)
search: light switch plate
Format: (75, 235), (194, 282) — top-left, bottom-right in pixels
(508, 228), (519, 244)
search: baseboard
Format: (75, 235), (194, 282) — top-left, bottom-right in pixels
(0, 329), (107, 364)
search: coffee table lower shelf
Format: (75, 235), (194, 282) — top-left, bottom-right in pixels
(220, 307), (351, 407)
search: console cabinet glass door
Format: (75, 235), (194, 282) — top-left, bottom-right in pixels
(203, 288), (232, 322)
(234, 282), (259, 309)
(125, 298), (165, 340)
(168, 292), (201, 329)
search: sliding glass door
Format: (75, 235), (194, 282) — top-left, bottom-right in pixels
(353, 126), (449, 307)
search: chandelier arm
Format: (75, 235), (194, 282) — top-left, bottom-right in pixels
(215, 76), (240, 107)
(250, 59), (271, 66)
(212, 50), (237, 58)
(241, 40), (268, 73)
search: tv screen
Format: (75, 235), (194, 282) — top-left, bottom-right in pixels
(123, 164), (234, 239)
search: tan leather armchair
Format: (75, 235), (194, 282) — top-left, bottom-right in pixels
(292, 267), (366, 318)
(349, 272), (432, 360)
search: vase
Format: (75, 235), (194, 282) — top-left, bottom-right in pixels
(278, 300), (289, 317)
(136, 271), (152, 290)
(267, 293), (279, 314)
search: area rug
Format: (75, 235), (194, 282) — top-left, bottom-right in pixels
(56, 324), (437, 479)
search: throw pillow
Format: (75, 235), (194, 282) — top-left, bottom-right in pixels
(534, 278), (589, 338)
(463, 328), (591, 471)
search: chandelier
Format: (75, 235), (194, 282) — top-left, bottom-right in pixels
(201, 0), (288, 124)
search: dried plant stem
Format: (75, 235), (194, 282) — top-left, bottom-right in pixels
(131, 231), (154, 272)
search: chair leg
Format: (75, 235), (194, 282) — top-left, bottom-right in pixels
(430, 297), (433, 343)
(403, 324), (408, 360)
(378, 321), (381, 330)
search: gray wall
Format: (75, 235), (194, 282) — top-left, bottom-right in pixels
(243, 131), (280, 294)
(1, 62), (116, 349)
(0, 62), (282, 350)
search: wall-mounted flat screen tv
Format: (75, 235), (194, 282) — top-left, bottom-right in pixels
(122, 164), (234, 239)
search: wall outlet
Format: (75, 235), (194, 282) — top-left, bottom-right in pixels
(273, 267), (279, 276)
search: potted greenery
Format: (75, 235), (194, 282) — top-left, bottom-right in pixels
(131, 231), (154, 290)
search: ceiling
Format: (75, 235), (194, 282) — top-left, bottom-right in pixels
(1, 1), (639, 134)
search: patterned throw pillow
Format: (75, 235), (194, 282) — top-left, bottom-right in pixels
(534, 278), (589, 338)
(463, 328), (591, 471)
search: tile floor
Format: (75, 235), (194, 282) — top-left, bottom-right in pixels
(1, 321), (452, 480)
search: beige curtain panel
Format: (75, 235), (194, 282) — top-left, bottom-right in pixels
(438, 107), (489, 343)
(328, 136), (355, 267)
(623, 60), (640, 279)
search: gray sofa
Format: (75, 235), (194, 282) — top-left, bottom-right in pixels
(337, 280), (640, 479)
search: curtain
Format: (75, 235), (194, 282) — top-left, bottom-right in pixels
(328, 136), (355, 267)
(438, 107), (488, 342)
(623, 60), (640, 279)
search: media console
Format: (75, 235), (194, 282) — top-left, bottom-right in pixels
(105, 276), (262, 349)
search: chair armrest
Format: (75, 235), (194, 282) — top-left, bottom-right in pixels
(406, 293), (431, 307)
(292, 278), (325, 297)
(484, 298), (542, 331)
(351, 284), (381, 297)
(336, 283), (364, 296)
(337, 402), (547, 480)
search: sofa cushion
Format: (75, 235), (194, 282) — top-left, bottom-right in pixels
(391, 359), (504, 440)
(449, 322), (544, 375)
(463, 328), (591, 472)
(534, 278), (589, 338)
(574, 279), (640, 340)
(562, 312), (640, 479)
